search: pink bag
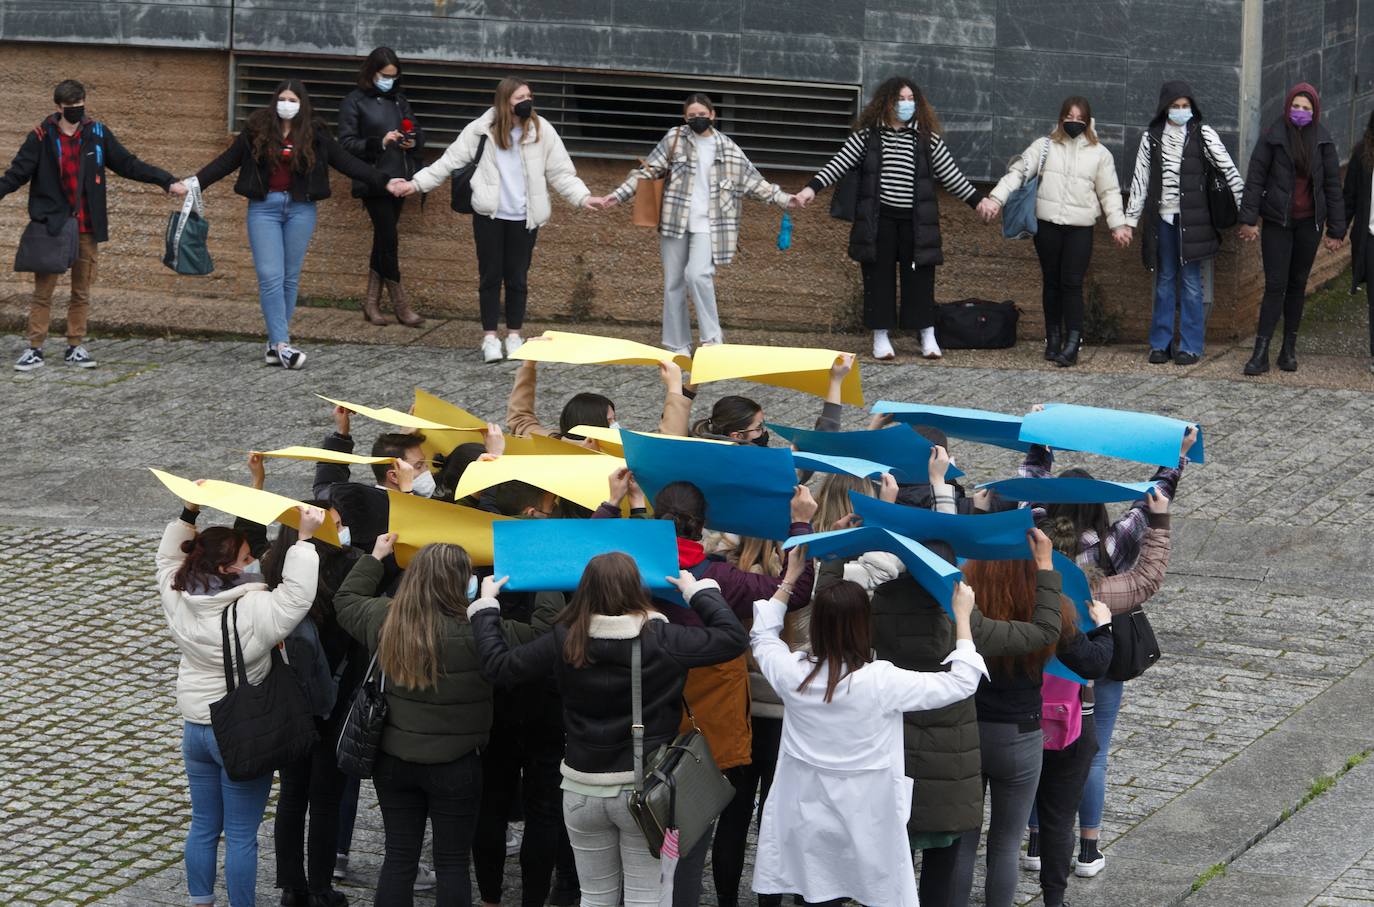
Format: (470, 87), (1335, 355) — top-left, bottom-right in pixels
(1041, 674), (1083, 751)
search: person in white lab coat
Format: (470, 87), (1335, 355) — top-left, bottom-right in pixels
(750, 556), (987, 907)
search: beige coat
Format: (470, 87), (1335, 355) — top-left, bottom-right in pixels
(989, 129), (1127, 230)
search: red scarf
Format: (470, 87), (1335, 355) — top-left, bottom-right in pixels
(676, 537), (705, 569)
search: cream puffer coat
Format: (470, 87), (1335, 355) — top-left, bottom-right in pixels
(411, 108), (591, 229)
(989, 126), (1127, 230)
(156, 519), (319, 724)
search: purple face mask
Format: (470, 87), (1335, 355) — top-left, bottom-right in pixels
(1290, 108), (1313, 127)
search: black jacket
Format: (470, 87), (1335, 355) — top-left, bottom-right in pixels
(1344, 140), (1374, 296)
(974, 624), (1114, 726)
(337, 86), (425, 198)
(470, 582), (748, 782)
(1139, 80), (1222, 268)
(0, 115), (173, 243)
(844, 126), (952, 267)
(195, 122), (389, 202)
(1240, 116), (1345, 236)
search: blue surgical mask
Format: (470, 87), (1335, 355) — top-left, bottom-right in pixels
(896, 100), (917, 123)
(337, 526), (352, 548)
(1167, 107), (1193, 126)
(466, 575), (479, 599)
(374, 76), (396, 92)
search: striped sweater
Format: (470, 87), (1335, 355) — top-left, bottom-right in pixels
(808, 126), (980, 208)
(1124, 122), (1243, 227)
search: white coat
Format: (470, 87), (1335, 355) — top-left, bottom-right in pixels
(749, 597), (987, 907)
(411, 108), (591, 229)
(988, 126), (1127, 230)
(156, 520), (319, 724)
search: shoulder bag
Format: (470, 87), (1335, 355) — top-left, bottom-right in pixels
(630, 128), (682, 228)
(14, 216), (78, 275)
(450, 133), (489, 214)
(1200, 134), (1239, 231)
(162, 177), (213, 276)
(1107, 606), (1162, 681)
(336, 651), (389, 778)
(208, 602), (319, 781)
(626, 636), (735, 859)
(1002, 137), (1051, 240)
(934, 298), (1020, 349)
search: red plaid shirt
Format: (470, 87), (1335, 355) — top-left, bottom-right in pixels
(55, 123), (92, 234)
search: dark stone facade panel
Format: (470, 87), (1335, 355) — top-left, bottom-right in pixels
(2, 0), (123, 44)
(993, 48), (1128, 127)
(485, 0), (613, 25)
(1125, 60), (1241, 132)
(611, 0), (739, 32)
(1127, 0), (1243, 65)
(740, 0), (864, 40)
(739, 33), (861, 84)
(607, 28), (741, 76)
(358, 14), (484, 62)
(232, 5), (357, 54)
(121, 3), (232, 49)
(995, 0), (1129, 56)
(862, 42), (995, 115)
(864, 0), (995, 48)
(483, 20), (612, 68)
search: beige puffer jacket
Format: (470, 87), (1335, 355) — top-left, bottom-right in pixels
(989, 126), (1127, 230)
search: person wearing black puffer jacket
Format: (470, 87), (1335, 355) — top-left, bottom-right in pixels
(470, 553), (748, 907)
(1238, 82), (1347, 376)
(337, 47), (426, 328)
(1342, 109), (1374, 375)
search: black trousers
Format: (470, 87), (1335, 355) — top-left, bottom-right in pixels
(918, 833), (968, 907)
(1035, 718), (1099, 906)
(1258, 217), (1320, 338)
(363, 194), (407, 282)
(373, 750), (482, 907)
(1032, 219), (1094, 334)
(472, 216), (538, 331)
(472, 719), (564, 907)
(274, 719), (349, 893)
(862, 206), (936, 331)
(1366, 240), (1374, 356)
(709, 714), (784, 907)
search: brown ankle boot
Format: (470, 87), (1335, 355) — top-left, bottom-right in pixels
(386, 278), (424, 327)
(363, 270), (388, 325)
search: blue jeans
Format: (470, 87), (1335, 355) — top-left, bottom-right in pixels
(247, 192), (317, 346)
(1078, 679), (1124, 831)
(1151, 216), (1206, 355)
(182, 721), (274, 907)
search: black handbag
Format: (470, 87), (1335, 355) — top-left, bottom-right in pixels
(934, 299), (1020, 349)
(450, 133), (489, 214)
(336, 652), (388, 778)
(1202, 147), (1238, 231)
(1107, 607), (1162, 681)
(14, 217), (78, 274)
(208, 602), (319, 781)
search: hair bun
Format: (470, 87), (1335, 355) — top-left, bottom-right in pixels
(180, 539), (196, 554)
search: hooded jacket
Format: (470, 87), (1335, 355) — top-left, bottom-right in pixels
(1239, 82), (1346, 236)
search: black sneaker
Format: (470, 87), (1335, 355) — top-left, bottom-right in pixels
(277, 344), (308, 370)
(14, 347), (43, 371)
(1147, 348), (1172, 364)
(265, 345), (279, 365)
(63, 344), (97, 368)
(1173, 351), (1201, 366)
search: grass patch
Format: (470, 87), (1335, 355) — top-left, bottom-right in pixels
(297, 295), (363, 312)
(1191, 862), (1227, 892)
(1292, 749), (1371, 814)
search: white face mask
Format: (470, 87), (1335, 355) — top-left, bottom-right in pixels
(410, 470), (437, 498)
(276, 100), (300, 121)
(608, 421), (622, 431)
(337, 526), (352, 548)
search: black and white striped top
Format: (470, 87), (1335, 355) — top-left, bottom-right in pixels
(808, 126), (980, 208)
(1124, 122), (1243, 225)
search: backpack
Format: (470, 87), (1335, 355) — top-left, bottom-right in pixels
(283, 617), (339, 720)
(1107, 607), (1161, 681)
(1040, 673), (1083, 751)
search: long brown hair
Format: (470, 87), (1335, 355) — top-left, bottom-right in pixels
(799, 580), (872, 702)
(377, 543), (472, 690)
(1050, 95), (1099, 145)
(560, 552), (653, 669)
(172, 527), (249, 593)
(855, 76), (942, 137)
(492, 76), (541, 151)
(962, 559), (1074, 677)
(244, 79), (318, 174)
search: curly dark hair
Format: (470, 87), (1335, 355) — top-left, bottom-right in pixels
(855, 76), (942, 137)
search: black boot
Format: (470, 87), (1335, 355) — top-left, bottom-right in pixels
(1044, 326), (1062, 361)
(1054, 330), (1082, 367)
(1243, 336), (1270, 375)
(1276, 332), (1298, 371)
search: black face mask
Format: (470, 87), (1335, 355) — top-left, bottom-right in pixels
(1063, 121), (1087, 139)
(513, 99), (534, 120)
(750, 430), (770, 448)
(687, 116), (712, 135)
(61, 105), (85, 125)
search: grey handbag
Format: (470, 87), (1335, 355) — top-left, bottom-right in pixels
(14, 217), (78, 274)
(626, 636), (736, 859)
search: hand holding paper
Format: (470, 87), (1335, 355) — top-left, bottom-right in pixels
(481, 575), (509, 599)
(951, 581), (975, 623)
(510, 330), (691, 371)
(1028, 528), (1054, 570)
(297, 505), (326, 540)
(690, 344), (864, 406)
(372, 531), (397, 560)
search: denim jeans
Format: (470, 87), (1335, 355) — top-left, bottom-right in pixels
(246, 192), (318, 346)
(1079, 679), (1125, 831)
(1151, 215), (1206, 355)
(562, 789), (662, 907)
(372, 750), (482, 907)
(182, 721), (273, 907)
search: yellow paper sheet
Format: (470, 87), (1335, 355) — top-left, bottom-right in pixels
(149, 468), (341, 546)
(252, 446), (393, 466)
(454, 454), (627, 512)
(510, 330), (691, 371)
(567, 425), (732, 458)
(413, 388), (596, 462)
(316, 395), (485, 432)
(688, 344), (863, 406)
(386, 489), (509, 567)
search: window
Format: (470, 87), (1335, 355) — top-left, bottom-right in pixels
(232, 54), (860, 171)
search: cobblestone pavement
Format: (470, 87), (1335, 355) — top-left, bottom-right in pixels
(4, 335), (1374, 906)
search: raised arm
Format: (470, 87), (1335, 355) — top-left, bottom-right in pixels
(657, 578), (749, 668)
(969, 529), (1064, 656)
(880, 581), (988, 711)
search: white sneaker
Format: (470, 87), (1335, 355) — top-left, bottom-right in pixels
(481, 335), (504, 363)
(1074, 853), (1106, 878)
(872, 330), (895, 360)
(504, 332), (524, 357)
(414, 862), (437, 890)
(1020, 853), (1041, 871)
(920, 327), (943, 360)
(276, 343), (307, 370)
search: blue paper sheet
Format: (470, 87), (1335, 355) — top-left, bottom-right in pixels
(493, 519), (679, 593)
(871, 402), (1030, 451)
(1044, 551), (1098, 684)
(979, 477), (1157, 504)
(790, 451), (891, 479)
(765, 423), (964, 482)
(1019, 404), (1204, 467)
(850, 494), (1034, 560)
(621, 431), (797, 541)
(782, 526), (962, 614)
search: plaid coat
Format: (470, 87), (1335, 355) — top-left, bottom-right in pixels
(611, 125), (788, 265)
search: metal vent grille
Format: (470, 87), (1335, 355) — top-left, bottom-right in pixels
(231, 54), (860, 171)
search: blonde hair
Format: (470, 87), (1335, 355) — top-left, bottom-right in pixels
(813, 474), (878, 533)
(377, 543), (472, 690)
(492, 76), (541, 151)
